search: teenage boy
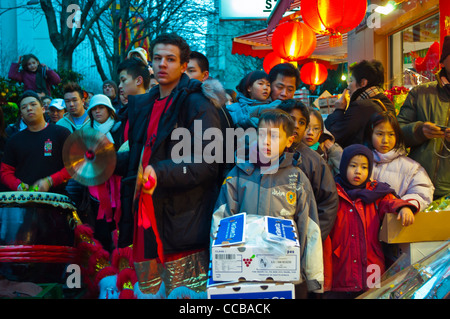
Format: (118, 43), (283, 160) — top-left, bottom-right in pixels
(211, 109), (323, 294)
(269, 63), (300, 101)
(185, 51), (210, 82)
(117, 33), (222, 297)
(0, 91), (71, 194)
(57, 82), (90, 133)
(278, 99), (338, 242)
(116, 57), (150, 144)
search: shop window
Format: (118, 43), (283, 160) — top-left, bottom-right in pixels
(389, 13), (440, 88)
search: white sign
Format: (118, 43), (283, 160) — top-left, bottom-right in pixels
(219, 0), (297, 20)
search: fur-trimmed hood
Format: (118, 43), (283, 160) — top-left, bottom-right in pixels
(201, 78), (228, 108)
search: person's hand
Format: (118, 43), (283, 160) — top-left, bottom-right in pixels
(445, 127), (450, 143)
(334, 89), (349, 110)
(322, 139), (334, 152)
(32, 177), (52, 192)
(17, 182), (29, 191)
(422, 122), (446, 140)
(142, 165), (157, 195)
(397, 207), (415, 226)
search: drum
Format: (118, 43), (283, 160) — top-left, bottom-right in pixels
(0, 192), (78, 284)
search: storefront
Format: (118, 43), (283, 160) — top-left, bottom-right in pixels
(349, 0), (449, 89)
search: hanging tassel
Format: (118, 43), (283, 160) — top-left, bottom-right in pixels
(329, 34), (343, 47)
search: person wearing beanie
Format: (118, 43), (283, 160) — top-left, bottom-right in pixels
(83, 94), (123, 251)
(0, 90), (71, 194)
(102, 80), (121, 112)
(397, 35), (450, 199)
(323, 144), (417, 298)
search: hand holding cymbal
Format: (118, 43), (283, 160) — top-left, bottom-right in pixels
(63, 128), (116, 186)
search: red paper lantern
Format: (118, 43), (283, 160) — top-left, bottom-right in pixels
(301, 0), (367, 47)
(272, 21), (317, 61)
(300, 61), (328, 90)
(263, 52), (298, 73)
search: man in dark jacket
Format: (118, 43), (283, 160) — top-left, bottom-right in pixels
(116, 34), (221, 297)
(397, 36), (450, 199)
(325, 60), (395, 148)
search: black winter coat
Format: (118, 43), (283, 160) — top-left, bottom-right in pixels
(116, 74), (222, 258)
(324, 93), (395, 148)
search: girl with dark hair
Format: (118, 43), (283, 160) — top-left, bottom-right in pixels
(226, 71), (281, 129)
(303, 107), (343, 177)
(364, 111), (434, 212)
(324, 59), (395, 148)
(8, 54), (61, 97)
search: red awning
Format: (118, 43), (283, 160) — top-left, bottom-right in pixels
(232, 20), (348, 63)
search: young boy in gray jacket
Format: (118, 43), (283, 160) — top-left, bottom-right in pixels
(211, 109), (324, 293)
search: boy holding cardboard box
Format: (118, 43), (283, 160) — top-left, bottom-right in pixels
(210, 109), (323, 293)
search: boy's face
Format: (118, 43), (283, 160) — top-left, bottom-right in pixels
(118, 70), (142, 99)
(186, 59), (209, 82)
(152, 43), (187, 89)
(303, 114), (322, 146)
(288, 109), (308, 144)
(258, 120), (294, 160)
(346, 155), (370, 187)
(270, 74), (296, 101)
(103, 83), (116, 99)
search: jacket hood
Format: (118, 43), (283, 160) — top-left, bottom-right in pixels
(202, 78), (227, 108)
(373, 148), (406, 164)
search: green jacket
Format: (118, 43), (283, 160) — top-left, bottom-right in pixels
(397, 69), (450, 199)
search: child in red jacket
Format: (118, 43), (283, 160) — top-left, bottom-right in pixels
(324, 144), (416, 299)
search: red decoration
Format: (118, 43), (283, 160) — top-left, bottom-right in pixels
(301, 0), (367, 47)
(271, 21), (317, 61)
(263, 52), (299, 73)
(411, 41), (440, 72)
(300, 61), (328, 91)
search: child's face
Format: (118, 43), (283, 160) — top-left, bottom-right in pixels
(26, 58), (39, 72)
(372, 121), (396, 154)
(346, 155), (369, 187)
(248, 78), (271, 102)
(303, 114), (322, 146)
(258, 120), (294, 160)
(288, 109), (308, 144)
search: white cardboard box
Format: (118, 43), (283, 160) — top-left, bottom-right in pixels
(211, 214), (301, 282)
(207, 281), (295, 299)
(396, 241), (447, 265)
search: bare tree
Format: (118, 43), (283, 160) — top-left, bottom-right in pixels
(39, 0), (114, 70)
(88, 0), (215, 82)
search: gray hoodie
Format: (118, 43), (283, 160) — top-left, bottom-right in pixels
(211, 152), (324, 292)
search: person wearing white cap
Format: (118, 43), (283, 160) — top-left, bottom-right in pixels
(86, 94), (122, 144)
(48, 98), (66, 124)
(127, 47), (148, 66)
(84, 94), (123, 251)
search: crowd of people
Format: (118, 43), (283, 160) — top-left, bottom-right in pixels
(0, 32), (449, 299)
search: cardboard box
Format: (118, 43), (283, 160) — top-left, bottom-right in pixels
(207, 281), (295, 299)
(211, 214), (300, 282)
(206, 274), (295, 299)
(396, 241), (447, 265)
(379, 211), (450, 244)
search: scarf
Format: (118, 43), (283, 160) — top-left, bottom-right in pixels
(93, 117), (115, 143)
(336, 144), (395, 203)
(351, 86), (385, 103)
(35, 65), (49, 96)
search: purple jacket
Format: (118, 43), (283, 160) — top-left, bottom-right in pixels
(8, 63), (61, 96)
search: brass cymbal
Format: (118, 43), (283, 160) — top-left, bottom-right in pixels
(63, 128), (116, 186)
